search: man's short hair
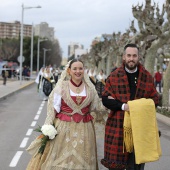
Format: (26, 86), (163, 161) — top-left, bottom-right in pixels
(124, 43), (139, 51)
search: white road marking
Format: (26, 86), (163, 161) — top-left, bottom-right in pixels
(34, 115), (40, 120)
(9, 151), (23, 167)
(37, 110), (41, 115)
(20, 137), (29, 148)
(9, 100), (46, 167)
(39, 106), (43, 110)
(41, 103), (44, 107)
(31, 121), (37, 127)
(26, 129), (33, 136)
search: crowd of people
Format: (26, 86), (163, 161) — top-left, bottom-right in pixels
(26, 43), (162, 170)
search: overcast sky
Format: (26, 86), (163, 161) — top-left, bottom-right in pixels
(0, 0), (165, 57)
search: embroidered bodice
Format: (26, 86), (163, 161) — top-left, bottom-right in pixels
(55, 97), (93, 123)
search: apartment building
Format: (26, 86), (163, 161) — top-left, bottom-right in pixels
(0, 21), (32, 39)
(34, 22), (55, 41)
(0, 21), (55, 41)
(68, 42), (84, 57)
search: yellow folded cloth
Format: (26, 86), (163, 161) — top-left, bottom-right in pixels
(123, 98), (162, 164)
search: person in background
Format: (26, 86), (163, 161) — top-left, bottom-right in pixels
(1, 65), (9, 85)
(96, 69), (107, 98)
(35, 66), (55, 100)
(52, 68), (60, 84)
(154, 69), (162, 93)
(88, 67), (97, 85)
(84, 66), (89, 74)
(26, 59), (106, 170)
(40, 67), (55, 100)
(101, 43), (160, 170)
(162, 62), (167, 71)
(35, 67), (45, 91)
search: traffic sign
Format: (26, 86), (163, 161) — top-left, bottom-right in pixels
(17, 56), (25, 63)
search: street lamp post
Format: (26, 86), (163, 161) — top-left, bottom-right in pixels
(30, 23), (34, 78)
(19, 4), (41, 84)
(37, 38), (48, 73)
(43, 48), (51, 67)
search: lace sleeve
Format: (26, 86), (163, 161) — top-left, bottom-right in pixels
(54, 93), (61, 113)
(44, 89), (56, 125)
(90, 86), (106, 112)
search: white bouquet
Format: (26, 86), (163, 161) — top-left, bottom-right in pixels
(41, 124), (57, 139)
(34, 124), (57, 154)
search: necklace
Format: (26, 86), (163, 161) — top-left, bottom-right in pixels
(70, 79), (83, 105)
(70, 79), (82, 87)
(70, 79), (83, 94)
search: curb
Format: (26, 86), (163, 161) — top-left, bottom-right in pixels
(0, 82), (35, 101)
(156, 112), (170, 127)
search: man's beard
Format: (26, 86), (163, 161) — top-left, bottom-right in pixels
(125, 61), (138, 70)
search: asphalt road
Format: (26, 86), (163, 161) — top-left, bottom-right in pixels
(0, 84), (46, 170)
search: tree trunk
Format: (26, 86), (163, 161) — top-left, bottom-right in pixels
(144, 40), (159, 76)
(145, 34), (170, 76)
(162, 62), (170, 108)
(101, 58), (106, 73)
(106, 54), (111, 76)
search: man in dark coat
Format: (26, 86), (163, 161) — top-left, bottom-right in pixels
(101, 44), (159, 170)
(1, 65), (9, 85)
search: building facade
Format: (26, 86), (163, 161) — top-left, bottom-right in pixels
(0, 21), (32, 39)
(68, 42), (84, 57)
(34, 22), (54, 41)
(0, 21), (55, 41)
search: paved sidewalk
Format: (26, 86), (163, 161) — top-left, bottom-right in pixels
(0, 79), (35, 101)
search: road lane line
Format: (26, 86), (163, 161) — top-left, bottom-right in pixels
(39, 106), (43, 110)
(37, 110), (41, 115)
(31, 121), (37, 127)
(34, 115), (39, 120)
(9, 101), (46, 168)
(20, 137), (29, 148)
(9, 151), (23, 167)
(26, 129), (33, 136)
(41, 103), (44, 107)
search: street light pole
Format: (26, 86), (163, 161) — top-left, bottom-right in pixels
(19, 4), (41, 84)
(30, 23), (34, 78)
(43, 48), (51, 67)
(37, 38), (48, 73)
(19, 4), (24, 84)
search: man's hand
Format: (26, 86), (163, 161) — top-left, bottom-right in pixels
(108, 96), (115, 99)
(124, 104), (129, 111)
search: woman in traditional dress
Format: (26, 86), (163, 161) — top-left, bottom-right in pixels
(37, 67), (55, 100)
(88, 67), (97, 86)
(96, 69), (107, 98)
(26, 59), (106, 170)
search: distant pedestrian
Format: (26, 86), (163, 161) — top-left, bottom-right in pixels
(96, 69), (107, 98)
(36, 67), (55, 100)
(154, 69), (162, 93)
(88, 67), (97, 85)
(1, 65), (9, 85)
(162, 62), (167, 71)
